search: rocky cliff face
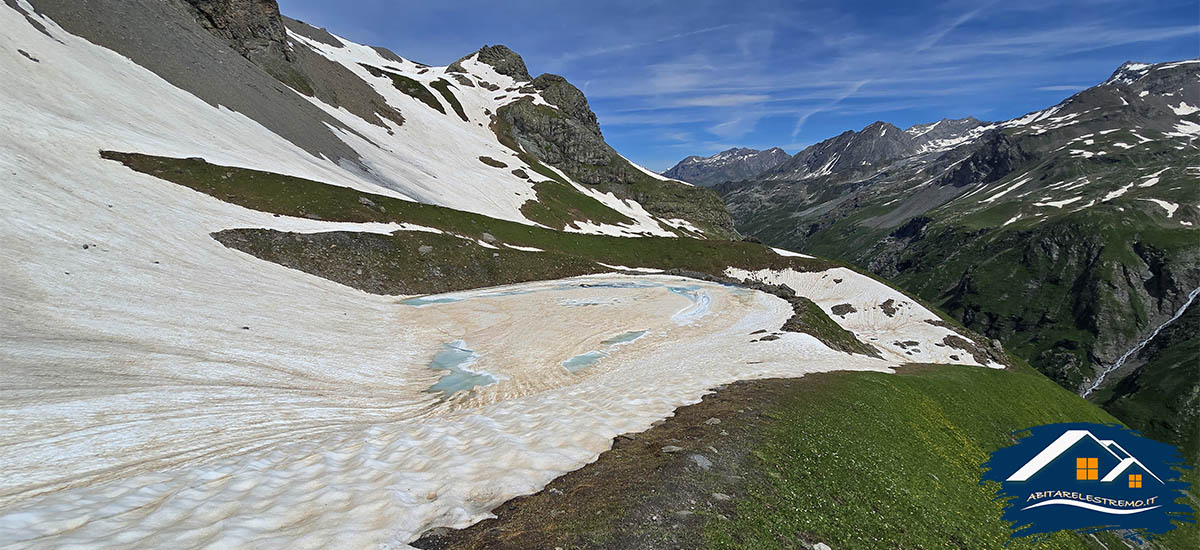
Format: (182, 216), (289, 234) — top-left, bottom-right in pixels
(934, 130), (1031, 188)
(180, 1), (405, 129)
(183, 0), (289, 61)
(480, 47), (736, 237)
(662, 147), (791, 187)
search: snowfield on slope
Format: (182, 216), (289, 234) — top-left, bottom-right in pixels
(726, 267), (1006, 368)
(1, 4), (999, 549)
(1, 1), (679, 240)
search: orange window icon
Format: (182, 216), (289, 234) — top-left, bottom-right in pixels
(1076, 457), (1098, 480)
(1129, 474), (1142, 488)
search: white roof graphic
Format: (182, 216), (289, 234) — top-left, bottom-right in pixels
(1006, 430), (1163, 483)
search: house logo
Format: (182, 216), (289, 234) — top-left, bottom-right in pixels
(981, 422), (1194, 540)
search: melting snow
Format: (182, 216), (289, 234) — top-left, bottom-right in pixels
(1170, 102), (1200, 116)
(1138, 168), (1168, 187)
(1140, 199), (1179, 217)
(504, 244), (544, 252)
(1167, 120), (1200, 137)
(771, 247), (814, 258)
(982, 174), (1034, 203)
(1035, 196), (1084, 208)
(1102, 183), (1135, 202)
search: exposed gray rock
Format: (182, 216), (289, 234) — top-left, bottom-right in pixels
(688, 454), (713, 470)
(497, 93), (735, 236)
(530, 73), (597, 127)
(282, 16), (344, 49)
(935, 130), (1030, 188)
(447, 44), (530, 82)
(370, 45), (405, 63)
(28, 0), (362, 164)
(184, 0), (291, 61)
(830, 303), (856, 317)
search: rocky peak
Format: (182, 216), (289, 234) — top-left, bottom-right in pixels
(1103, 61), (1154, 87)
(766, 120), (916, 180)
(448, 44), (531, 82)
(530, 73), (598, 129)
(183, 0), (291, 62)
(663, 147), (792, 187)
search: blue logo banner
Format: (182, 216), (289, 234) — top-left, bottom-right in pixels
(981, 422), (1194, 540)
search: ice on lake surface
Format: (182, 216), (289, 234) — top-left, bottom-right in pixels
(426, 341), (497, 397)
(602, 330), (649, 345)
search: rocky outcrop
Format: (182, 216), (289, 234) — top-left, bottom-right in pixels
(28, 0), (362, 163)
(180, 4), (405, 129)
(183, 0), (290, 62)
(530, 73), (598, 127)
(448, 44), (531, 82)
(936, 130), (1030, 188)
(488, 53), (736, 237)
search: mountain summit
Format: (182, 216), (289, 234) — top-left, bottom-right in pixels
(662, 146), (790, 186)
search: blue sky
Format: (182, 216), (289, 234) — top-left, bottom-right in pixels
(278, 0), (1198, 171)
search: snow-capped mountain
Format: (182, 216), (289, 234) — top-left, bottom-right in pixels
(661, 146), (790, 186)
(10, 0), (733, 239)
(715, 58), (1200, 443)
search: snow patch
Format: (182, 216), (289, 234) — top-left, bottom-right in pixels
(771, 247), (814, 258)
(1140, 199), (1179, 217)
(1102, 182), (1135, 202)
(1170, 102), (1200, 116)
(1034, 196), (1083, 208)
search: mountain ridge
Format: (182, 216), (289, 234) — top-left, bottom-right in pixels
(707, 58), (1200, 449)
(662, 146), (791, 187)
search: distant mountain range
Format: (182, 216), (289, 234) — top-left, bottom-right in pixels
(671, 59), (1200, 450)
(662, 146), (790, 187)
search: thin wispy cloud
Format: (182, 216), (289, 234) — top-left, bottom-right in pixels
(791, 79), (871, 139)
(671, 94), (771, 108)
(550, 24), (734, 67)
(1036, 85), (1088, 91)
(789, 3), (990, 138)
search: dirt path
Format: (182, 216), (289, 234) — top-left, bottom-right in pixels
(413, 377), (818, 550)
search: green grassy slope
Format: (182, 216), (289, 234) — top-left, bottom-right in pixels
(707, 364), (1196, 549)
(416, 364), (1196, 549)
(99, 151), (829, 275)
(359, 63), (446, 114)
